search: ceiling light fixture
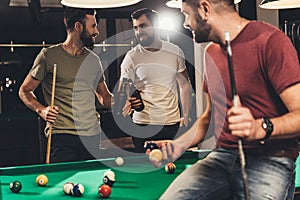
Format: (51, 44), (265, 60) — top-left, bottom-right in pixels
(259, 0), (300, 9)
(166, 0), (241, 9)
(166, 0), (181, 8)
(60, 0), (141, 8)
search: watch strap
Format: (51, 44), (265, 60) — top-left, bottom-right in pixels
(260, 117), (273, 144)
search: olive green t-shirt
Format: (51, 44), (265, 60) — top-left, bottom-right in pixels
(30, 44), (105, 136)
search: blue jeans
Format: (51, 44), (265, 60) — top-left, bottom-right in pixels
(160, 148), (296, 200)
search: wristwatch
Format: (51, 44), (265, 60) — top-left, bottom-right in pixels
(260, 117), (273, 144)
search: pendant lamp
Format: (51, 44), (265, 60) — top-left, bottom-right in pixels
(259, 0), (300, 9)
(61, 0), (141, 8)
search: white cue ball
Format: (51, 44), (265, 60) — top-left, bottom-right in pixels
(115, 157), (124, 166)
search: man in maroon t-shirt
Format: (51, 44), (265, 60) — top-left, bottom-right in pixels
(148, 0), (300, 200)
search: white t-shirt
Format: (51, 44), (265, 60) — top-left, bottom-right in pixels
(120, 41), (186, 125)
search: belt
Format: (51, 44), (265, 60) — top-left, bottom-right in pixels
(229, 148), (290, 158)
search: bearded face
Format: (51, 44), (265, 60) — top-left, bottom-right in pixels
(193, 13), (212, 43)
(80, 23), (96, 48)
(182, 2), (212, 43)
(136, 29), (155, 46)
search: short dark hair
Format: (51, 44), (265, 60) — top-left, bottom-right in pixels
(63, 7), (96, 31)
(131, 8), (159, 27)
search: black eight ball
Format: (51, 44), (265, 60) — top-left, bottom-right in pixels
(9, 181), (22, 193)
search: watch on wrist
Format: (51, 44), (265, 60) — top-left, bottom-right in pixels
(260, 117), (273, 144)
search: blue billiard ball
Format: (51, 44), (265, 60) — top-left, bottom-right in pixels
(71, 183), (84, 197)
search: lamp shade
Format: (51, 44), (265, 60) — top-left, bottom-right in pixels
(259, 0), (300, 9)
(166, 0), (241, 8)
(61, 0), (141, 8)
(166, 0), (181, 8)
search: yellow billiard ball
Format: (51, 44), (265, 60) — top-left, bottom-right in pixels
(149, 149), (163, 162)
(36, 174), (48, 186)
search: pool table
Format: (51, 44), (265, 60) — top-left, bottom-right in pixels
(0, 151), (204, 200)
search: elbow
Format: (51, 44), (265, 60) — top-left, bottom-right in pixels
(18, 86), (25, 101)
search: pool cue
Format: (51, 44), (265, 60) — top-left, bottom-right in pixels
(46, 64), (57, 164)
(224, 31), (250, 200)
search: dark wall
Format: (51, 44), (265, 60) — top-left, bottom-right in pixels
(1, 1), (299, 167)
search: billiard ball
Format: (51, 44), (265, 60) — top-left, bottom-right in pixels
(165, 162), (176, 174)
(9, 181), (22, 193)
(149, 149), (163, 162)
(36, 174), (48, 186)
(71, 183), (84, 197)
(63, 182), (74, 195)
(103, 170), (115, 187)
(115, 157), (124, 166)
(144, 141), (158, 153)
(98, 184), (112, 198)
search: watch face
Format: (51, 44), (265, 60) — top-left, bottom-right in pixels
(261, 117), (273, 142)
(262, 123), (268, 129)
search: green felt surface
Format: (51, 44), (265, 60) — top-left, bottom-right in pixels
(0, 153), (199, 200)
(295, 156), (300, 188)
(3, 149), (299, 200)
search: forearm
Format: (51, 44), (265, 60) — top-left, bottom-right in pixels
(262, 83), (300, 140)
(96, 92), (113, 109)
(19, 89), (45, 116)
(175, 110), (211, 149)
(179, 82), (192, 119)
(102, 93), (113, 109)
(95, 81), (113, 109)
(270, 110), (300, 139)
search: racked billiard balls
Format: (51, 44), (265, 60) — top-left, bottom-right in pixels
(36, 174), (48, 186)
(98, 184), (112, 198)
(63, 182), (74, 195)
(103, 170), (115, 187)
(9, 181), (22, 193)
(144, 141), (158, 153)
(71, 183), (84, 197)
(165, 162), (176, 174)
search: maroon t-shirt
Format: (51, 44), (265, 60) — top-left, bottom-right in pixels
(203, 21), (300, 160)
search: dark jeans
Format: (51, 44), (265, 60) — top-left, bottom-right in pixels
(50, 134), (100, 163)
(160, 148), (296, 200)
(132, 123), (180, 153)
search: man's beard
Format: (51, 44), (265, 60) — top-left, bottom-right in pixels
(137, 33), (155, 46)
(193, 13), (211, 43)
(80, 27), (95, 48)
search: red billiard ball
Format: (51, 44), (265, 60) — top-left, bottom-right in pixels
(98, 184), (112, 198)
(165, 162), (176, 174)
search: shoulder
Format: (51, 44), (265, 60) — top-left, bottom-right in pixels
(162, 41), (184, 57)
(46, 43), (62, 52)
(41, 43), (62, 56)
(162, 41), (181, 51)
(245, 21), (283, 38)
(84, 47), (100, 59)
(123, 44), (143, 58)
